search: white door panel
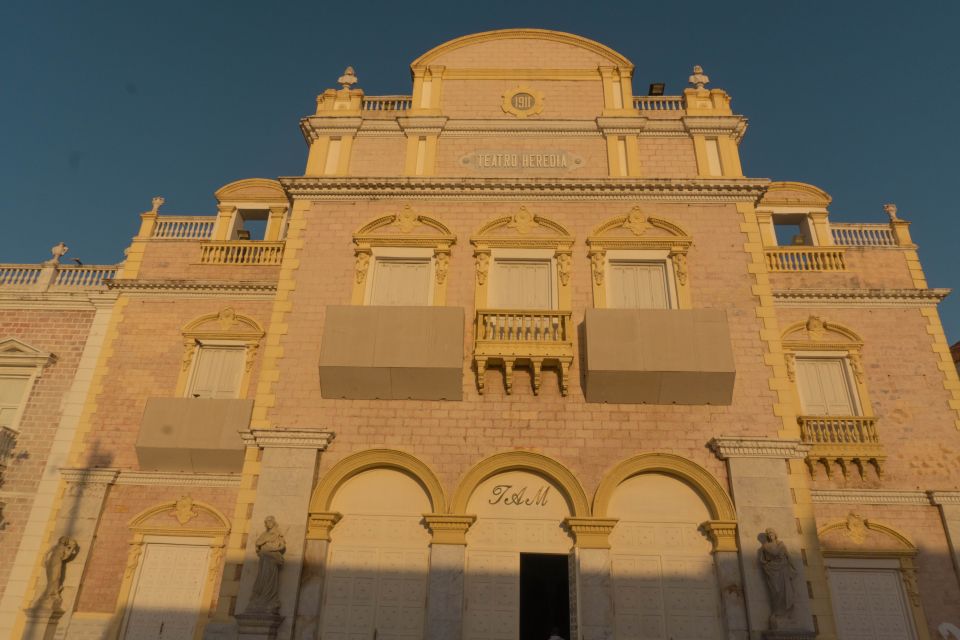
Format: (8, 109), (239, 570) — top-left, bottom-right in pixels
(123, 543), (209, 640)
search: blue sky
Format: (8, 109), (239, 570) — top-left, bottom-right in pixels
(2, 1), (959, 338)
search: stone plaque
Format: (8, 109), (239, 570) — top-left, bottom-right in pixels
(461, 150), (583, 171)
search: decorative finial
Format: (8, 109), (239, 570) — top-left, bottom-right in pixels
(883, 203), (899, 221)
(45, 242), (69, 265)
(338, 66), (358, 90)
(149, 196), (164, 215)
(688, 65), (710, 90)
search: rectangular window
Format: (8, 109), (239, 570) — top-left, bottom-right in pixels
(705, 138), (723, 177)
(187, 346), (245, 399)
(796, 357), (857, 415)
(607, 261), (671, 309)
(0, 375), (30, 428)
(369, 258), (432, 306)
(491, 259), (553, 309)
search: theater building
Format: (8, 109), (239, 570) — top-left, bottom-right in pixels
(1, 28), (960, 640)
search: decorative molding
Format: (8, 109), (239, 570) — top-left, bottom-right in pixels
(0, 337), (54, 368)
(114, 470), (241, 488)
(502, 86), (545, 119)
(708, 437), (810, 460)
(60, 468), (120, 485)
(929, 491), (960, 506)
(239, 428), (336, 450)
(279, 177), (770, 202)
(810, 489), (930, 505)
(306, 511), (342, 541)
(772, 288), (950, 308)
(700, 519), (739, 553)
(107, 279), (277, 299)
(563, 517), (618, 549)
(423, 514), (477, 545)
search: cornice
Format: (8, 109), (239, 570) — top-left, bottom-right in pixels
(441, 119), (603, 138)
(239, 427), (336, 450)
(811, 489), (931, 505)
(280, 176), (769, 202)
(683, 115), (750, 142)
(115, 470), (241, 487)
(773, 288), (950, 308)
(107, 279), (278, 299)
(300, 116), (364, 142)
(708, 437), (810, 460)
(0, 290), (116, 310)
(929, 491), (960, 506)
(60, 468), (120, 485)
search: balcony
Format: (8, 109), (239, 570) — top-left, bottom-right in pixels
(199, 241), (284, 265)
(765, 247), (846, 272)
(319, 306), (464, 400)
(136, 398), (252, 473)
(583, 309), (735, 405)
(799, 415), (885, 478)
(474, 309), (574, 395)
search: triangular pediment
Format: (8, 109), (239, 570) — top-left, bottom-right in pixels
(0, 337), (53, 367)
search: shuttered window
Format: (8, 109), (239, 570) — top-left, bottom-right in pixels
(607, 261), (670, 309)
(187, 346), (245, 399)
(0, 376), (30, 428)
(491, 259), (553, 309)
(369, 258), (432, 306)
(796, 358), (857, 415)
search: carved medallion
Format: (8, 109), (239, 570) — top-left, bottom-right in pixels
(844, 512), (867, 544)
(506, 206), (537, 234)
(502, 86), (544, 118)
(394, 206), (419, 233)
(623, 207), (651, 236)
(171, 495), (199, 525)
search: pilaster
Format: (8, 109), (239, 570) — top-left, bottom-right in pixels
(929, 491), (960, 592)
(564, 518), (618, 640)
(423, 514), (474, 640)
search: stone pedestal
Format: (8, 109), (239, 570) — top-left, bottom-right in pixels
(236, 612), (283, 640)
(710, 438), (816, 640)
(22, 604), (63, 640)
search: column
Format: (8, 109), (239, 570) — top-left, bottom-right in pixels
(292, 512), (340, 640)
(232, 429), (334, 640)
(22, 469), (118, 640)
(703, 520), (750, 640)
(930, 492), (960, 591)
(709, 438), (817, 640)
(422, 515), (475, 640)
(564, 517), (618, 640)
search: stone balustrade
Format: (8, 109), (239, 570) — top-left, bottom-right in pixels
(474, 309), (574, 395)
(0, 263), (118, 291)
(765, 247), (847, 272)
(151, 216), (216, 240)
(361, 95), (413, 111)
(798, 415), (885, 478)
(632, 96), (684, 111)
(199, 241), (285, 265)
(830, 223), (897, 247)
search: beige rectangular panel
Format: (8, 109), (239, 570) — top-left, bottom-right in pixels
(796, 358), (856, 415)
(135, 398), (252, 472)
(370, 258), (431, 306)
(187, 346), (245, 399)
(705, 138), (723, 176)
(491, 259), (552, 309)
(464, 551), (518, 640)
(0, 375), (28, 427)
(583, 309), (736, 404)
(608, 262), (670, 309)
(319, 305), (463, 400)
(827, 568), (917, 640)
(121, 542), (209, 639)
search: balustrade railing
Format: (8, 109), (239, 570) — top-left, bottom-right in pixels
(633, 96), (685, 111)
(477, 309), (572, 343)
(799, 416), (879, 445)
(362, 96), (413, 112)
(199, 241), (284, 265)
(765, 247), (846, 272)
(51, 265), (118, 288)
(0, 265), (42, 287)
(830, 223), (897, 247)
(152, 216), (216, 240)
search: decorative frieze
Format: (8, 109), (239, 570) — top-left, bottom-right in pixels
(708, 437), (810, 460)
(773, 288), (950, 308)
(810, 490), (930, 506)
(106, 279), (278, 299)
(114, 470), (241, 488)
(929, 491), (960, 506)
(239, 428), (336, 450)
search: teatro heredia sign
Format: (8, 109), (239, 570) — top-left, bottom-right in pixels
(461, 150), (583, 171)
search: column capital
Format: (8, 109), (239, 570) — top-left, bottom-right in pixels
(306, 511), (342, 541)
(564, 517), (619, 549)
(700, 519), (739, 553)
(423, 514), (476, 545)
(239, 428), (335, 450)
(708, 437), (810, 460)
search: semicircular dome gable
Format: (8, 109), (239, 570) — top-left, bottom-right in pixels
(759, 182), (832, 208)
(215, 178), (287, 204)
(412, 28), (633, 70)
(818, 514), (916, 555)
(782, 315), (863, 346)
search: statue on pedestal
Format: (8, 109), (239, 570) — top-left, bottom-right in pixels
(759, 528), (796, 630)
(35, 536), (78, 609)
(247, 516), (286, 614)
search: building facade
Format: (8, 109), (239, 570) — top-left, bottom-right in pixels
(1, 28), (960, 640)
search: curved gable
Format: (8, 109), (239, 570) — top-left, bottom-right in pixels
(412, 29), (633, 70)
(214, 178), (287, 205)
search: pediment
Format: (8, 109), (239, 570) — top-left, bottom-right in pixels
(819, 514), (915, 556)
(182, 308), (265, 340)
(782, 315), (863, 348)
(354, 206), (456, 248)
(472, 206), (573, 249)
(587, 207), (692, 252)
(0, 337), (53, 367)
(759, 181), (832, 209)
(214, 178), (287, 205)
(129, 497), (230, 535)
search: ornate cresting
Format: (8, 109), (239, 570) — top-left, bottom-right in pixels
(470, 206), (575, 395)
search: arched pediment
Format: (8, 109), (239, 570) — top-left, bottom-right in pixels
(182, 308), (265, 341)
(214, 178), (287, 205)
(353, 206), (456, 249)
(412, 29), (633, 71)
(587, 206), (693, 252)
(450, 450), (590, 517)
(818, 513), (916, 556)
(471, 206), (574, 250)
(782, 315), (863, 349)
(759, 181), (832, 209)
(128, 497), (230, 536)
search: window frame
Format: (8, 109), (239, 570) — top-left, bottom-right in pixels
(793, 352), (863, 417)
(604, 249), (678, 310)
(183, 341), (248, 400)
(0, 338), (53, 434)
(363, 247), (436, 306)
(487, 248), (558, 310)
(176, 309), (264, 400)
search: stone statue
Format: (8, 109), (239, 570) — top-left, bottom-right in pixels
(44, 242), (68, 265)
(247, 516), (286, 614)
(35, 536), (78, 608)
(884, 203), (899, 221)
(338, 66), (358, 90)
(758, 528), (796, 629)
(148, 196), (164, 215)
(688, 65), (710, 89)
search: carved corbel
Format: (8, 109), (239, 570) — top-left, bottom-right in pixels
(124, 542), (143, 580)
(848, 351), (865, 384)
(434, 251), (450, 285)
(784, 353), (797, 381)
(556, 252), (572, 286)
(671, 251), (688, 285)
(475, 251), (491, 285)
(244, 342), (259, 373)
(181, 338), (198, 372)
(589, 250), (606, 286)
(354, 250), (371, 284)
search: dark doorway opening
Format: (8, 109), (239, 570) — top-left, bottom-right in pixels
(519, 553), (570, 640)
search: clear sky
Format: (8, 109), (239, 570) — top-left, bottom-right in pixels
(2, 1), (958, 337)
